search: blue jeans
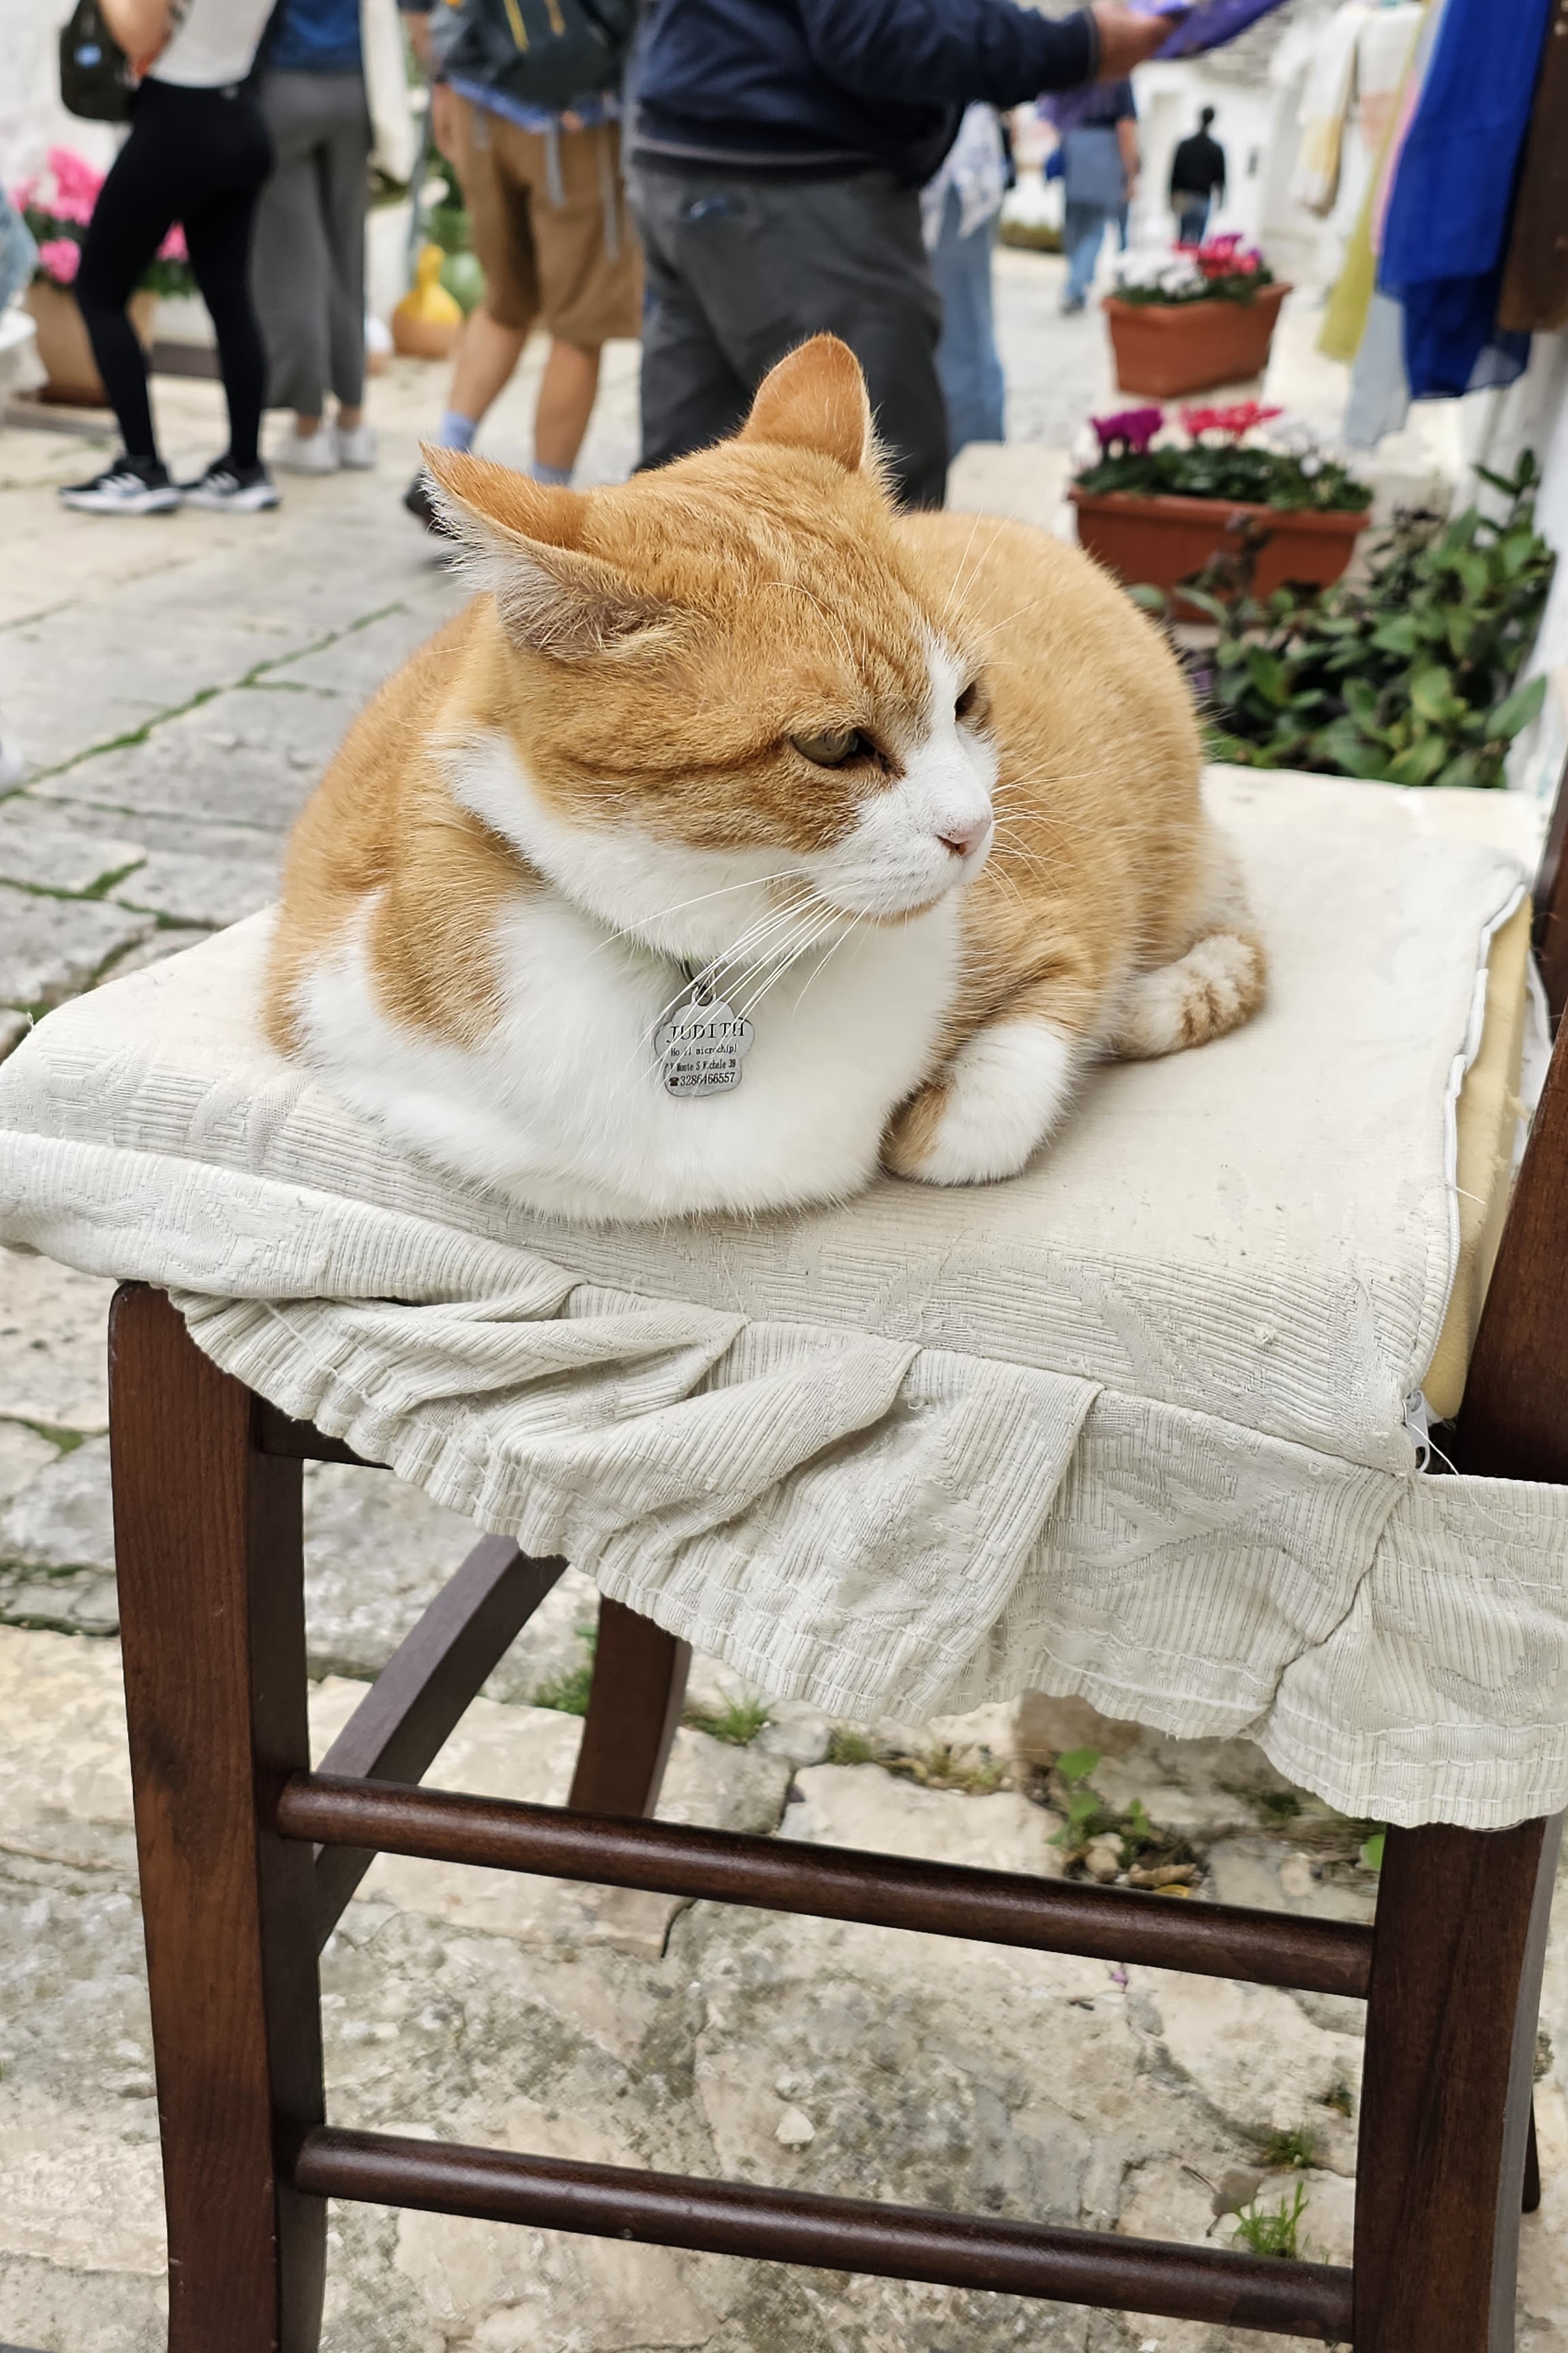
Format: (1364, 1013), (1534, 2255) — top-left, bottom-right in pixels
(1177, 198), (1210, 246)
(1063, 200), (1114, 304)
(931, 185), (1005, 455)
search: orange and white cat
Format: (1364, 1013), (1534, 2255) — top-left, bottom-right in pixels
(265, 336), (1263, 1222)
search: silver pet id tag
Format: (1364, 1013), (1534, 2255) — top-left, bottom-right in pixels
(654, 987), (755, 1097)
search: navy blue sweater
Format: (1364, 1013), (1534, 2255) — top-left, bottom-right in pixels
(632, 0), (1102, 187)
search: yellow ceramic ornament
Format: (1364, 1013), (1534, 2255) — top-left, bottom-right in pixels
(392, 244), (464, 360)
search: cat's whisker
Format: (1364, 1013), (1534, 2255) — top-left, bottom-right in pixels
(789, 910), (864, 1019)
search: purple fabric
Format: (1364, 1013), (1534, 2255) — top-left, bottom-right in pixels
(1043, 0), (1291, 130)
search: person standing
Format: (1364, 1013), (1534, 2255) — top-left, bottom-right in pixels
(402, 0), (640, 524)
(921, 103), (1008, 458)
(251, 0), (414, 473)
(627, 0), (1179, 511)
(1169, 102), (1225, 245)
(1057, 77), (1137, 313)
(60, 0), (280, 513)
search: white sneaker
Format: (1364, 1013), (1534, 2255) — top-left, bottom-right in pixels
(335, 421), (378, 470)
(59, 455), (180, 514)
(179, 458), (281, 512)
(272, 425), (340, 475)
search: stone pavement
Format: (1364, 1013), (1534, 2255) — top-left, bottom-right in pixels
(1, 265), (1565, 2351)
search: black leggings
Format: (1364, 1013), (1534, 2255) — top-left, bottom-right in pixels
(76, 77), (274, 466)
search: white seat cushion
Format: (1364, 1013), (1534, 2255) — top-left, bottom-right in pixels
(1, 768), (1562, 1828)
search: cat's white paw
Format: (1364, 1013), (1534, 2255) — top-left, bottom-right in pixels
(1110, 929), (1266, 1060)
(884, 1019), (1077, 1186)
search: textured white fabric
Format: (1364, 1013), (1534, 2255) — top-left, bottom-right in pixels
(0, 769), (1562, 1828)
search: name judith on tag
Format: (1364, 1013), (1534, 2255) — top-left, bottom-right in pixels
(654, 990), (756, 1097)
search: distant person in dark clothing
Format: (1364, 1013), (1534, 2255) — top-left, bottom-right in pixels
(627, 0), (1181, 510)
(1169, 103), (1225, 245)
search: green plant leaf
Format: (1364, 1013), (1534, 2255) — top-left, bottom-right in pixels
(1387, 736), (1451, 787)
(1055, 1745), (1102, 1784)
(1359, 1831), (1385, 1872)
(1486, 674), (1546, 740)
(1370, 616), (1419, 656)
(1408, 665), (1456, 723)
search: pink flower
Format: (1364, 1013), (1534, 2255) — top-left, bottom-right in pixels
(157, 222), (188, 263)
(1091, 404), (1165, 456)
(10, 175), (39, 213)
(42, 145), (104, 227)
(37, 237), (82, 286)
(1179, 399), (1283, 443)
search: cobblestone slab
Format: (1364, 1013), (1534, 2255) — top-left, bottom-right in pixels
(0, 1252), (115, 1430)
(0, 888), (151, 1014)
(0, 802), (146, 897)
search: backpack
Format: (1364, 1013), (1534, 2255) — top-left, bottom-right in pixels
(59, 0), (134, 122)
(438, 0), (636, 115)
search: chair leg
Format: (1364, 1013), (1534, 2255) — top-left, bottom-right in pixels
(1353, 1814), (1562, 2352)
(108, 1286), (326, 2353)
(569, 1595), (691, 1816)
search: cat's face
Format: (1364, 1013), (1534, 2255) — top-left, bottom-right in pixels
(425, 341), (998, 950)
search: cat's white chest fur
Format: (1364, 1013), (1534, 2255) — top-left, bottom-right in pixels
(294, 750), (966, 1223)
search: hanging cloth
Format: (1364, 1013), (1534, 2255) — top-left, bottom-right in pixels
(1379, 0), (1550, 400)
(1497, 0), (1568, 334)
(1318, 1), (1427, 366)
(1288, 2), (1368, 217)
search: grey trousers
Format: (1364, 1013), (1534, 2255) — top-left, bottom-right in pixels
(627, 164), (948, 509)
(252, 68), (372, 416)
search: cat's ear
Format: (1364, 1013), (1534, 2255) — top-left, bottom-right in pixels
(738, 335), (873, 474)
(419, 448), (674, 659)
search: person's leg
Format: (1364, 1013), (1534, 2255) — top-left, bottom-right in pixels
(1061, 201), (1104, 307)
(73, 103), (178, 462)
(533, 339), (599, 478)
(517, 121), (638, 481)
(1177, 199), (1209, 245)
(316, 74), (372, 426)
(628, 173), (753, 470)
(435, 98), (534, 447)
(251, 74), (333, 441)
(633, 168), (946, 506)
(185, 177), (271, 470)
(931, 189), (1005, 459)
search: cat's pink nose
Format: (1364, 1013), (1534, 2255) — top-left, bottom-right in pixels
(937, 818), (990, 858)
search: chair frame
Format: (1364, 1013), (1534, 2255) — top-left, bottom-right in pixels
(105, 791), (1568, 2353)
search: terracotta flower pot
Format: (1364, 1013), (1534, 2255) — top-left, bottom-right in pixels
(1070, 485), (1368, 611)
(1103, 282), (1291, 400)
(24, 280), (157, 406)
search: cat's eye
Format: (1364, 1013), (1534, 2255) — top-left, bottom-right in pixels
(791, 728), (866, 768)
(955, 678), (988, 724)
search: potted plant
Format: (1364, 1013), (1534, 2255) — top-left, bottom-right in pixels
(1180, 455), (1554, 791)
(12, 147), (195, 405)
(1069, 402), (1374, 611)
(1103, 235), (1290, 399)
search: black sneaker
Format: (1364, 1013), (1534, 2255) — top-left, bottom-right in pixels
(404, 468), (452, 535)
(59, 454), (179, 515)
(179, 457), (280, 513)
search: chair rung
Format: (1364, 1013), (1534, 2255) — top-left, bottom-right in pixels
(276, 1772), (1373, 1997)
(292, 2125), (1353, 2339)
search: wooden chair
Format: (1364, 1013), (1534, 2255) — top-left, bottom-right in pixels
(106, 795), (1568, 2353)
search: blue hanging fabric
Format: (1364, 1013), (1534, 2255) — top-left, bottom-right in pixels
(1378, 0), (1550, 400)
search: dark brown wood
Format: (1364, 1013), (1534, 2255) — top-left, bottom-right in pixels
(277, 1771), (1374, 1998)
(1535, 750), (1568, 1028)
(1450, 1008), (1568, 1481)
(312, 1536), (569, 1943)
(1497, 0), (1568, 335)
(568, 1594), (689, 1816)
(292, 2125), (1354, 2340)
(108, 1284), (326, 2353)
(1524, 2103), (1543, 2215)
(1353, 1815), (1561, 2352)
(254, 1399), (378, 1467)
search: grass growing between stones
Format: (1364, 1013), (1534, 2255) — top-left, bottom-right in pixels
(684, 1696), (771, 1745)
(826, 1728), (878, 1767)
(1231, 2180), (1308, 2258)
(531, 1623), (597, 1715)
(1260, 2123), (1320, 2171)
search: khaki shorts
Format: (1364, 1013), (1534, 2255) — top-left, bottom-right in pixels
(452, 98), (642, 346)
